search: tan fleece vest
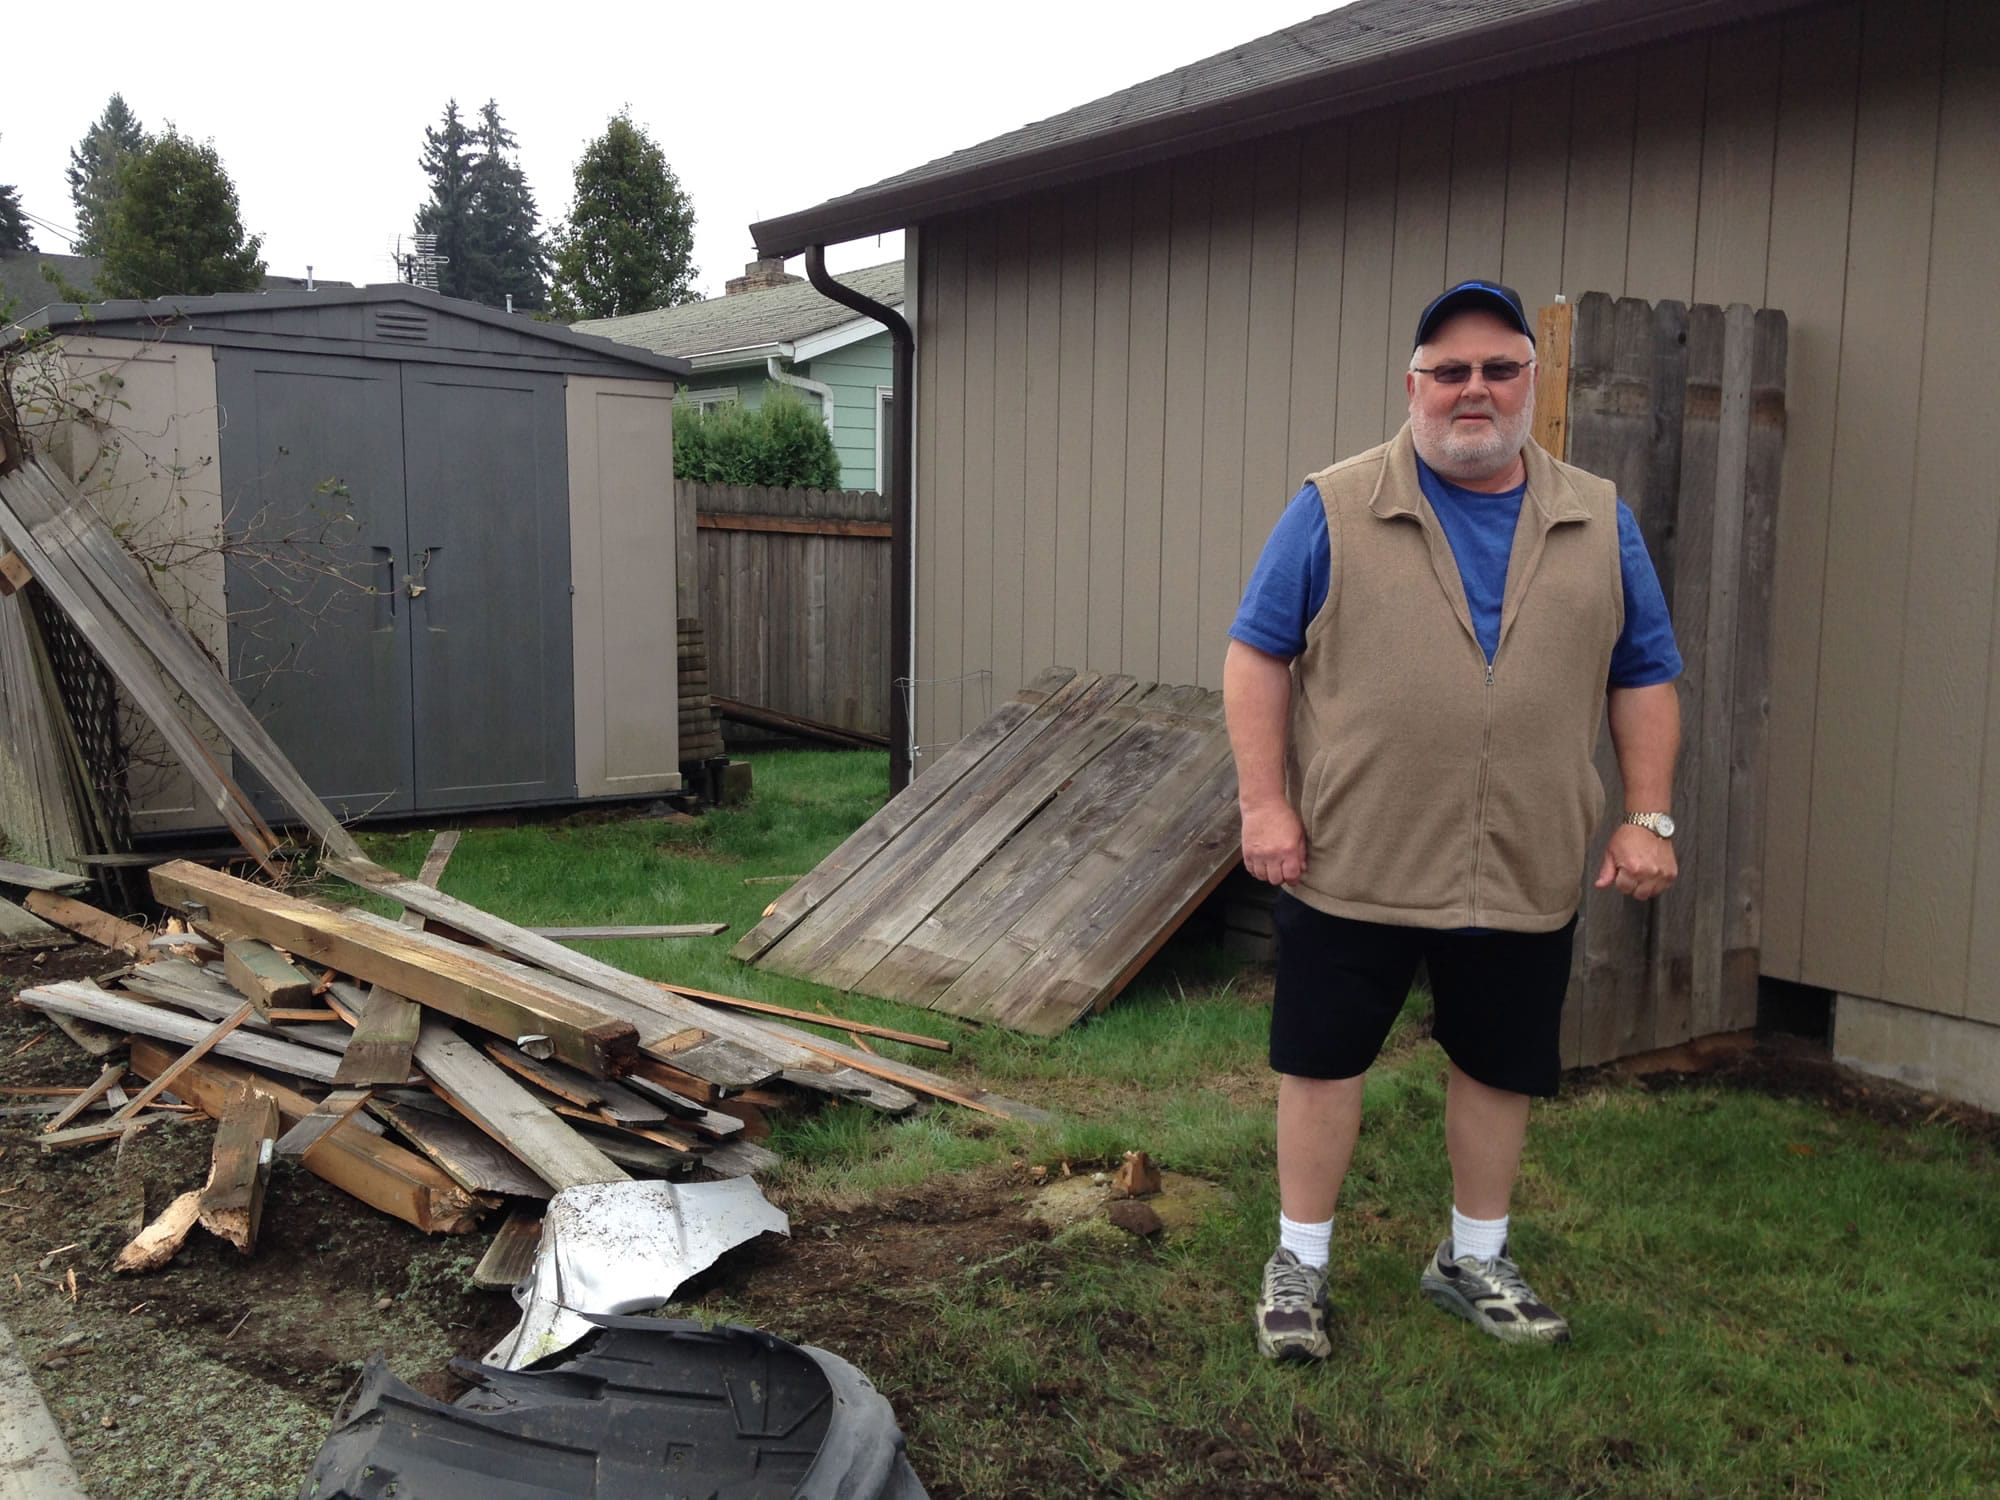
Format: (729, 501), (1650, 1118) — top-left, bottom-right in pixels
(1287, 424), (1623, 932)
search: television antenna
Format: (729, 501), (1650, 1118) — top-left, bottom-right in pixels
(393, 233), (448, 292)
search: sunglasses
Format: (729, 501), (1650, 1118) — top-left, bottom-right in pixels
(1410, 359), (1534, 385)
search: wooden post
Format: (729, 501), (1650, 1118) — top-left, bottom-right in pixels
(1533, 301), (1574, 459)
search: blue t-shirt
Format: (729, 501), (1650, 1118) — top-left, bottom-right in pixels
(1229, 459), (1682, 686)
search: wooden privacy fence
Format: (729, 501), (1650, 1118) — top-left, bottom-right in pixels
(1537, 293), (1789, 1068)
(680, 481), (892, 740)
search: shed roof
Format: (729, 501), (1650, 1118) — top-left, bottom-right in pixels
(576, 261), (904, 362)
(6, 283), (690, 379)
(752, 0), (1819, 256)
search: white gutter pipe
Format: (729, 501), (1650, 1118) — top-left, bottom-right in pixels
(765, 355), (834, 432)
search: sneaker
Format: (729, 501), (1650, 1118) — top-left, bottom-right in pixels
(1419, 1239), (1571, 1345)
(1254, 1248), (1333, 1361)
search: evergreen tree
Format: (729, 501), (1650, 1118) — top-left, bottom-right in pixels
(97, 128), (265, 298)
(65, 93), (146, 256)
(412, 99), (477, 301)
(464, 100), (549, 311)
(0, 182), (33, 255)
(549, 112), (697, 320)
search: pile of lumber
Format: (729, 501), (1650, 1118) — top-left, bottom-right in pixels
(13, 835), (1045, 1261)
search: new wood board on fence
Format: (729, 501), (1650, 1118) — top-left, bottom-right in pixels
(739, 669), (1243, 1035)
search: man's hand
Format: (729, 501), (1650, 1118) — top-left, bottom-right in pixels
(1241, 798), (1308, 886)
(1593, 824), (1677, 901)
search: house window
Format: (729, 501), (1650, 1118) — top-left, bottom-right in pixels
(676, 386), (739, 412)
(876, 386), (894, 494)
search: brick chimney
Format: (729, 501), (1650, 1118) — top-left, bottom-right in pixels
(725, 257), (803, 295)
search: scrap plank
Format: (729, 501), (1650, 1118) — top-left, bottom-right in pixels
(197, 1086), (282, 1252)
(471, 1209), (545, 1289)
(22, 890), (147, 955)
(223, 939), (316, 1016)
(652, 984), (952, 1052)
(130, 1040), (487, 1234)
(41, 1062), (127, 1134)
(149, 861), (638, 1079)
(0, 462), (357, 861)
(749, 1015), (1055, 1124)
(731, 666), (1083, 960)
(0, 466), (285, 870)
(325, 859), (855, 1092)
(368, 1097), (553, 1199)
(105, 999), (257, 1127)
(0, 857), (88, 892)
(531, 924), (728, 941)
(413, 1021), (628, 1191)
(335, 829), (456, 1087)
(0, 895), (74, 952)
(22, 982), (344, 1082)
(275, 1088), (375, 1157)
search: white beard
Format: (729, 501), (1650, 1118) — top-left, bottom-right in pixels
(1410, 389), (1535, 484)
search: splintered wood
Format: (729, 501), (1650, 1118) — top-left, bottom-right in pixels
(736, 668), (1243, 1035)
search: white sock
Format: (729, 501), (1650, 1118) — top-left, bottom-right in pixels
(1279, 1212), (1333, 1269)
(1451, 1206), (1508, 1262)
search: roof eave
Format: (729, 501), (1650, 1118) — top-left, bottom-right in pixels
(752, 0), (1816, 257)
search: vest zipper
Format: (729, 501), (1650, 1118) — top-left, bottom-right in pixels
(1469, 660), (1495, 923)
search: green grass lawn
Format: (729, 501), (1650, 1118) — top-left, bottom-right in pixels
(347, 751), (2000, 1498)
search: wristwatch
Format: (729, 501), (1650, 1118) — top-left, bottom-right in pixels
(1624, 812), (1676, 839)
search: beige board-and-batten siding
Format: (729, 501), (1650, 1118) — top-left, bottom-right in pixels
(911, 0), (2000, 1037)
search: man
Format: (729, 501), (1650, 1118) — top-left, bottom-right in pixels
(1223, 280), (1682, 1360)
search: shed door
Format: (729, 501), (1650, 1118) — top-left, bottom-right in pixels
(401, 366), (575, 809)
(218, 351), (416, 819)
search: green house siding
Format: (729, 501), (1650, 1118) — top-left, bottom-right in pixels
(803, 334), (893, 491)
(675, 330), (894, 491)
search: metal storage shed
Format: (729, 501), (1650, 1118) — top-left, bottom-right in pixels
(7, 285), (692, 832)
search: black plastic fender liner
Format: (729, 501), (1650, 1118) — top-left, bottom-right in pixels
(297, 1316), (927, 1500)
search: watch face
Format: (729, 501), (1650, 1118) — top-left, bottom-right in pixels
(1655, 814), (1676, 839)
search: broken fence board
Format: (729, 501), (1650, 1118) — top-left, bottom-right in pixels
(198, 1086), (281, 1253)
(223, 939), (316, 1015)
(130, 1040), (487, 1234)
(0, 858), (88, 892)
(0, 462), (358, 862)
(369, 1098), (554, 1199)
(0, 895), (73, 952)
(115, 1190), (203, 1273)
(472, 1209), (545, 1289)
(275, 1087), (375, 1157)
(21, 890), (148, 955)
(414, 1021), (628, 1191)
(531, 924), (729, 941)
(22, 982), (344, 1082)
(149, 862), (638, 1080)
(41, 1061), (127, 1134)
(326, 857), (835, 1091)
(0, 466), (285, 871)
(107, 999), (257, 1126)
(333, 829), (451, 1088)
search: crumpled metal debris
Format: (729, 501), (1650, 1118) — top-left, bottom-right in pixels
(485, 1177), (788, 1370)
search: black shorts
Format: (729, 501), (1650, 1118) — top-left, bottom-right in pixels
(1269, 894), (1577, 1098)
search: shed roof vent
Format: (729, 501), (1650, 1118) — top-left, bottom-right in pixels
(374, 308), (432, 344)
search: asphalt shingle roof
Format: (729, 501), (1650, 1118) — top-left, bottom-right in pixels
(752, 0), (1814, 254)
(575, 261), (903, 360)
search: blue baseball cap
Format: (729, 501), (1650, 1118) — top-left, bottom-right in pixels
(1414, 280), (1534, 349)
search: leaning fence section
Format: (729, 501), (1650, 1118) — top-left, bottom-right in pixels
(681, 481), (892, 741)
(1545, 294), (1789, 1069)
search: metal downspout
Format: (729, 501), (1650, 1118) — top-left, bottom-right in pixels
(804, 245), (915, 793)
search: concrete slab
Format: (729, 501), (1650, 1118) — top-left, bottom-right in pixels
(0, 1314), (89, 1500)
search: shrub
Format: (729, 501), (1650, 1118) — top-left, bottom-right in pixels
(674, 388), (842, 489)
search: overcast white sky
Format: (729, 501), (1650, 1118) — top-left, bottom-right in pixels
(1, 0), (1337, 301)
